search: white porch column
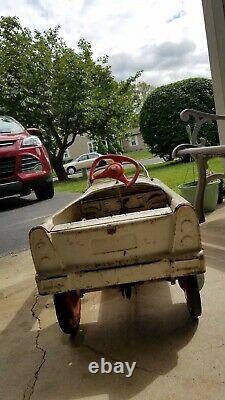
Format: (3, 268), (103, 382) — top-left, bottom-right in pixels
(202, 0), (225, 144)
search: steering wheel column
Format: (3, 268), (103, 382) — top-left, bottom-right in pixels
(89, 154), (140, 187)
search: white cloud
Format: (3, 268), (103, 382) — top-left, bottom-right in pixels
(0, 0), (210, 85)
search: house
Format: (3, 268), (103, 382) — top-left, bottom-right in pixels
(64, 128), (147, 161)
(63, 133), (94, 161)
(122, 127), (147, 152)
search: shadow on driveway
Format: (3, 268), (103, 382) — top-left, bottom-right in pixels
(0, 282), (198, 400)
(0, 194), (38, 212)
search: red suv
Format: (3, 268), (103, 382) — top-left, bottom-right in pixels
(0, 116), (54, 200)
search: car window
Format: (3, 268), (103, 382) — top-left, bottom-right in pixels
(0, 116), (24, 135)
(77, 154), (88, 161)
(89, 153), (99, 159)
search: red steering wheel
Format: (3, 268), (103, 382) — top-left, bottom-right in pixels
(89, 154), (140, 187)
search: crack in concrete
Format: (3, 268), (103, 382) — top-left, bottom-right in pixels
(22, 293), (46, 400)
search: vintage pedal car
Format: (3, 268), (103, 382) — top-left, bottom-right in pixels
(29, 155), (205, 335)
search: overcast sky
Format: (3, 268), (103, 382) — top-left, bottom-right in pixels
(0, 0), (210, 86)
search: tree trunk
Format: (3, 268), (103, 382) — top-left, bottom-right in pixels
(52, 158), (69, 181)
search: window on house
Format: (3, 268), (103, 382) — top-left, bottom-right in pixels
(88, 140), (108, 153)
(129, 135), (139, 147)
(63, 150), (70, 158)
(88, 142), (94, 152)
(102, 140), (108, 148)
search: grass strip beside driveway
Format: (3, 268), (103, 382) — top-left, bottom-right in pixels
(54, 176), (87, 193)
(123, 149), (153, 160)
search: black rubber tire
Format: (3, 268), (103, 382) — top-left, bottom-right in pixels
(67, 166), (76, 175)
(34, 180), (54, 201)
(54, 291), (81, 335)
(179, 275), (202, 320)
(162, 154), (173, 162)
(181, 154), (191, 163)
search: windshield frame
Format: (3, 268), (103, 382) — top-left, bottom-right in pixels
(0, 116), (25, 135)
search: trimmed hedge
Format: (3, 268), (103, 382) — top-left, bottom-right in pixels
(140, 78), (219, 157)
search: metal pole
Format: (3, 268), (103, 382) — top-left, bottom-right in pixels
(194, 156), (207, 223)
(82, 168), (88, 179)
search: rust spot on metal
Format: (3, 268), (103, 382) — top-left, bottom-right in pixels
(36, 240), (47, 250)
(106, 224), (117, 235)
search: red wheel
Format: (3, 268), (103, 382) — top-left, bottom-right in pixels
(54, 291), (81, 335)
(178, 275), (202, 320)
(89, 154), (141, 187)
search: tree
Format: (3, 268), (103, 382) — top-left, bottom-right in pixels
(126, 81), (155, 129)
(135, 81), (155, 109)
(0, 16), (139, 180)
(139, 78), (219, 158)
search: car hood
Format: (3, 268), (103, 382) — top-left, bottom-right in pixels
(0, 131), (28, 141)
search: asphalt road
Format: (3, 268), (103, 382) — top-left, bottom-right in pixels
(0, 156), (163, 257)
(140, 156), (164, 165)
(0, 192), (79, 256)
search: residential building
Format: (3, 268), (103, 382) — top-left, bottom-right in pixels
(122, 127), (147, 152)
(64, 128), (146, 161)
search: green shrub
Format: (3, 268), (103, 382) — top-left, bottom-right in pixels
(140, 78), (219, 158)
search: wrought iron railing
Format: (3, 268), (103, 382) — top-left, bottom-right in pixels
(172, 109), (225, 223)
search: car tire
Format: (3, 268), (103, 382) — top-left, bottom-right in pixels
(67, 166), (76, 175)
(178, 275), (202, 320)
(54, 291), (81, 335)
(34, 179), (54, 201)
(181, 154), (191, 163)
(162, 154), (173, 162)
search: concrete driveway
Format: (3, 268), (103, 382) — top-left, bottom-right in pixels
(0, 205), (225, 400)
(139, 156), (164, 166)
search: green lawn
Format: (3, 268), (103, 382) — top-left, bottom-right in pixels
(147, 158), (223, 191)
(123, 149), (153, 160)
(54, 157), (224, 195)
(54, 176), (87, 193)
